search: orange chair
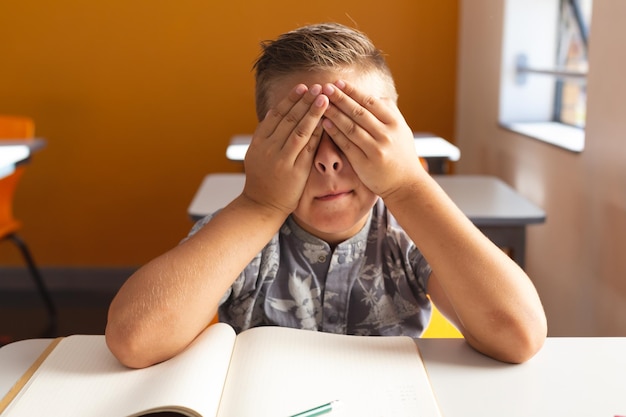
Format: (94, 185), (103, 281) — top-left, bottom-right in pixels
(421, 302), (463, 338)
(0, 115), (57, 336)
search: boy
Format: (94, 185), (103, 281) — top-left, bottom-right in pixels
(106, 23), (547, 368)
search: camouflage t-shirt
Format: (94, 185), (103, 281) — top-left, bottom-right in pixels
(186, 199), (432, 337)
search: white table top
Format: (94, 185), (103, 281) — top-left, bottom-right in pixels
(433, 175), (546, 226)
(1, 337), (624, 417)
(417, 337), (626, 417)
(188, 173), (245, 220)
(187, 173), (545, 226)
(0, 138), (46, 152)
(226, 133), (461, 162)
(0, 145), (29, 179)
(0, 138), (46, 179)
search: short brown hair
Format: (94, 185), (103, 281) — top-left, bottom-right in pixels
(253, 23), (397, 120)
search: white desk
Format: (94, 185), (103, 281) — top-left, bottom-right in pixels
(0, 145), (29, 179)
(418, 337), (626, 417)
(0, 139), (46, 179)
(227, 133), (461, 174)
(187, 173), (545, 267)
(2, 337), (624, 417)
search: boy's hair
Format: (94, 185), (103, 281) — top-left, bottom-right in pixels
(253, 22), (397, 120)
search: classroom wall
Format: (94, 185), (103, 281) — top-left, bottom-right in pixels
(456, 1), (626, 336)
(0, 2), (458, 270)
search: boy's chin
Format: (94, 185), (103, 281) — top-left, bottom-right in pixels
(293, 215), (367, 244)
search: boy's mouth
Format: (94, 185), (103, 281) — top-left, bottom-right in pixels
(316, 190), (353, 201)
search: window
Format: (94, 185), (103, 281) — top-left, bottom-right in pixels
(555, 0), (592, 128)
(499, 0), (593, 152)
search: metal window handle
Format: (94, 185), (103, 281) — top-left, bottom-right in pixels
(515, 53), (587, 85)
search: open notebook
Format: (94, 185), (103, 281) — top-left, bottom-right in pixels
(0, 323), (442, 417)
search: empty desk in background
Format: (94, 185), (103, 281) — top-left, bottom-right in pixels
(187, 173), (545, 268)
(0, 138), (46, 155)
(226, 133), (461, 174)
(0, 138), (46, 178)
(2, 337), (625, 417)
(0, 145), (29, 179)
(433, 175), (545, 268)
(187, 173), (244, 220)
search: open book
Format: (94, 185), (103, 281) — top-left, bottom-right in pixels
(1, 323), (442, 417)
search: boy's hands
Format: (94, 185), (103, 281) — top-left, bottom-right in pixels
(320, 80), (425, 201)
(243, 84), (329, 217)
(243, 78), (423, 216)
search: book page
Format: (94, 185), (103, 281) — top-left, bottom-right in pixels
(2, 323), (237, 417)
(217, 326), (442, 417)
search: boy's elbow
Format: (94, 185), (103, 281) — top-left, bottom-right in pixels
(467, 309), (547, 364)
(520, 313), (548, 363)
(495, 312), (548, 364)
(105, 323), (153, 369)
(502, 324), (546, 364)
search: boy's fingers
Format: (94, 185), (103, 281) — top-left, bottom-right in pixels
(276, 85), (324, 139)
(275, 86), (328, 158)
(294, 118), (324, 169)
(329, 80), (396, 125)
(257, 84), (309, 139)
(321, 117), (367, 163)
(249, 83), (328, 178)
(320, 82), (381, 158)
(321, 95), (374, 162)
(258, 84), (327, 156)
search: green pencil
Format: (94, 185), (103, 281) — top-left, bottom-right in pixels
(288, 400), (341, 417)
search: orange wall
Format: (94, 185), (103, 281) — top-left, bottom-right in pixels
(0, 1), (457, 266)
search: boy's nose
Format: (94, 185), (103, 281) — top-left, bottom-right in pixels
(314, 134), (344, 174)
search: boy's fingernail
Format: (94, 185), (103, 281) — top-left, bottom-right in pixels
(295, 84), (307, 94)
(335, 80), (346, 89)
(309, 84), (322, 95)
(323, 84), (335, 95)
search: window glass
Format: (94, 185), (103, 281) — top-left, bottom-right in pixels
(556, 0), (593, 128)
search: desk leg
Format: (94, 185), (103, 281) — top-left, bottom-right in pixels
(425, 157), (448, 175)
(478, 226), (526, 269)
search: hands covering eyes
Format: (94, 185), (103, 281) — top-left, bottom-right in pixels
(243, 79), (423, 216)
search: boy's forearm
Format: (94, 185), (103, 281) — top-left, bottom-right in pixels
(106, 194), (287, 368)
(383, 174), (547, 362)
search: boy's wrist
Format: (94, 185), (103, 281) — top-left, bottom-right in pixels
(379, 173), (433, 211)
(231, 193), (292, 224)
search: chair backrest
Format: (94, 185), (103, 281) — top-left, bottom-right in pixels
(421, 302), (463, 338)
(0, 115), (35, 237)
(0, 115), (35, 139)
